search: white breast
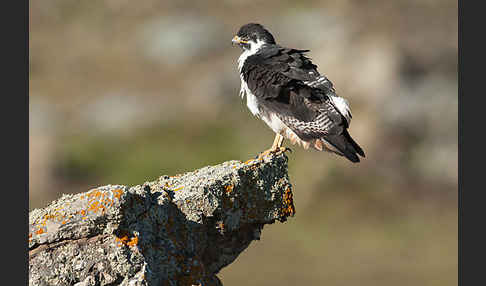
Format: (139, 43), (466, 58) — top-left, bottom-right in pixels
(242, 81), (260, 117)
(237, 39), (266, 117)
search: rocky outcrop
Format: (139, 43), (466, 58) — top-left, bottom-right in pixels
(29, 153), (295, 286)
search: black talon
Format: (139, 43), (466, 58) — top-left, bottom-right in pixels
(278, 147), (292, 154)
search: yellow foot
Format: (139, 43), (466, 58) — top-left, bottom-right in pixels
(257, 149), (274, 160)
(257, 146), (292, 160)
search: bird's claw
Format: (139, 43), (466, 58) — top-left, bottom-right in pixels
(278, 146), (292, 154)
(256, 146), (292, 160)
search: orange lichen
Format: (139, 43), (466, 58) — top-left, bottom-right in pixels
(126, 236), (139, 246)
(225, 185), (234, 194)
(33, 210), (70, 231)
(281, 187), (296, 217)
(88, 201), (100, 211)
(244, 159), (254, 165)
(115, 235), (129, 246)
(35, 227), (45, 235)
(112, 188), (123, 199)
(115, 231), (139, 247)
(86, 189), (102, 198)
(79, 188), (125, 217)
(29, 188), (128, 240)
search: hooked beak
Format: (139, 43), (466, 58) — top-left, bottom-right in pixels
(232, 35), (248, 46)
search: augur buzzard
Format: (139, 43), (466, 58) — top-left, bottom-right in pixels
(232, 23), (365, 163)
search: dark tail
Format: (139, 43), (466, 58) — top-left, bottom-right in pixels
(323, 130), (365, 163)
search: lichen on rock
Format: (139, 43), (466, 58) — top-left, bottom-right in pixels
(29, 153), (294, 285)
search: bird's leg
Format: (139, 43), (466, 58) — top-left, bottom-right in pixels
(274, 133), (292, 153)
(271, 133), (283, 151)
(257, 134), (292, 160)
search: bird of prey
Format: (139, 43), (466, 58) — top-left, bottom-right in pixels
(232, 23), (365, 163)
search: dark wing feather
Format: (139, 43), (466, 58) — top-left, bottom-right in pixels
(241, 45), (365, 162)
(241, 45), (344, 128)
(255, 46), (336, 94)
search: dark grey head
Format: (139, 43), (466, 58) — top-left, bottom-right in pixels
(232, 23), (276, 51)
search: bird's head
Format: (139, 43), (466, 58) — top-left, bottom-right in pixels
(232, 23), (276, 51)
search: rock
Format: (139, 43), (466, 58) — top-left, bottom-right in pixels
(29, 153), (295, 285)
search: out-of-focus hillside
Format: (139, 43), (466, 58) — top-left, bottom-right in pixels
(29, 0), (457, 285)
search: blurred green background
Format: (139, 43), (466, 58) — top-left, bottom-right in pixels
(29, 0), (457, 285)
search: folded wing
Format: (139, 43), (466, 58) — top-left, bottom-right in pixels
(241, 45), (365, 162)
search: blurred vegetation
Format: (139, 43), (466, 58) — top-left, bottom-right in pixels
(29, 0), (457, 285)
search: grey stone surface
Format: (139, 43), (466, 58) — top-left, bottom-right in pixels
(29, 153), (295, 286)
